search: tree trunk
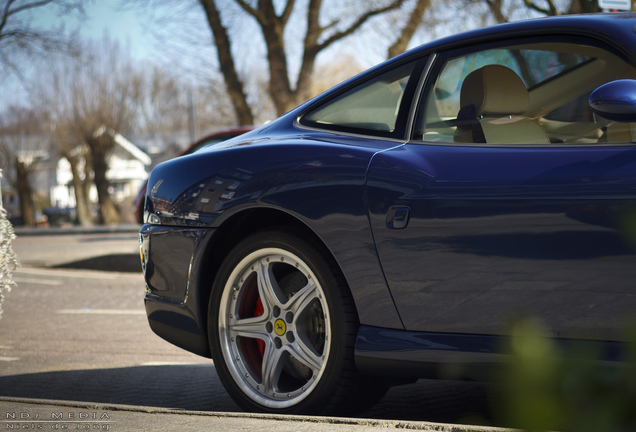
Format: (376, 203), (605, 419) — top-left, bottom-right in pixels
(82, 150), (93, 217)
(294, 0), (321, 105)
(262, 22), (295, 115)
(199, 0), (255, 125)
(87, 135), (120, 225)
(66, 152), (93, 227)
(14, 159), (34, 227)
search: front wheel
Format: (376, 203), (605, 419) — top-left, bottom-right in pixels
(208, 229), (385, 415)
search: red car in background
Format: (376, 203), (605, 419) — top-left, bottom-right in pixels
(134, 126), (256, 224)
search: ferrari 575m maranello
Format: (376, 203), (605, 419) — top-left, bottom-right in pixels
(140, 13), (636, 415)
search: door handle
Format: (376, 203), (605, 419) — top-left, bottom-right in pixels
(386, 206), (410, 229)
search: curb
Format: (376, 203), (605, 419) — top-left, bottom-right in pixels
(0, 397), (516, 432)
(13, 224), (141, 237)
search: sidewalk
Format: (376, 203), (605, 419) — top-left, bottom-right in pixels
(0, 397), (514, 432)
(12, 225), (141, 272)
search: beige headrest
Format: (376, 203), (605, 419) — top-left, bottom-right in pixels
(460, 65), (529, 116)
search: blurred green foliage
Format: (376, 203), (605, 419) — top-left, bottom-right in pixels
(621, 206), (636, 253)
(495, 318), (636, 432)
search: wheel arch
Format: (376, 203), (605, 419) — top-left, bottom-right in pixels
(193, 207), (356, 339)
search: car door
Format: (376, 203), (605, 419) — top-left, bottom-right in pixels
(366, 36), (636, 343)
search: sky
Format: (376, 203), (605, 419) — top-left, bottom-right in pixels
(3, 1), (310, 112)
(2, 1), (164, 109)
(77, 2), (156, 59)
(1, 0), (474, 112)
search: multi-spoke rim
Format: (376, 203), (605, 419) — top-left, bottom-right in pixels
(218, 247), (331, 408)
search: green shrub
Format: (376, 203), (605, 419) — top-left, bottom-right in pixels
(496, 318), (636, 432)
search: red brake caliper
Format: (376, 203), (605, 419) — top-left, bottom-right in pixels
(254, 299), (265, 357)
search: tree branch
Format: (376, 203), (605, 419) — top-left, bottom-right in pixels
(236, 0), (296, 28)
(388, 0), (430, 58)
(0, 0), (16, 37)
(317, 0), (406, 52)
(522, 0), (560, 16)
(303, 0), (322, 50)
(483, 0), (508, 24)
(280, 0), (295, 26)
(6, 0), (55, 17)
(235, 0), (264, 23)
(1, 0), (59, 37)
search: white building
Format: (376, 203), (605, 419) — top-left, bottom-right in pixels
(51, 128), (150, 212)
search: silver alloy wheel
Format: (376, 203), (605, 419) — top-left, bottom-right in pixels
(218, 247), (331, 409)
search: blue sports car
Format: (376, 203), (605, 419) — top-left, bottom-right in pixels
(140, 13), (636, 415)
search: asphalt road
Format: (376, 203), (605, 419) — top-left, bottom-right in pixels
(0, 231), (497, 428)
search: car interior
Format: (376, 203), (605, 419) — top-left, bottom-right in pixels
(453, 64), (551, 144)
(418, 41), (636, 145)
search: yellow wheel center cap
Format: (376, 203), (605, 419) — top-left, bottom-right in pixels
(274, 319), (286, 336)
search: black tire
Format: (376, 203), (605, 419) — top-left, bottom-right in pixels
(208, 228), (387, 415)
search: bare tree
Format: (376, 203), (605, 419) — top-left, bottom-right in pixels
(139, 66), (188, 137)
(49, 119), (93, 226)
(0, 0), (83, 84)
(192, 78), (239, 133)
(198, 0), (434, 121)
(199, 0), (256, 124)
(41, 53), (95, 226)
(39, 36), (144, 225)
(72, 39), (143, 225)
(0, 105), (48, 227)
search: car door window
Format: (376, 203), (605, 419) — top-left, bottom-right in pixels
(300, 60), (420, 139)
(415, 40), (636, 145)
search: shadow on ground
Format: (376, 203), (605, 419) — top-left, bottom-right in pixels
(0, 365), (494, 424)
(54, 254), (142, 273)
(0, 365), (238, 412)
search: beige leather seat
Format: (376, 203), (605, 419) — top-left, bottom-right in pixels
(454, 65), (550, 144)
(606, 122), (636, 143)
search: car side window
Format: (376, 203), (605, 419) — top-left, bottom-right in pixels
(415, 40), (636, 145)
(300, 61), (419, 138)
